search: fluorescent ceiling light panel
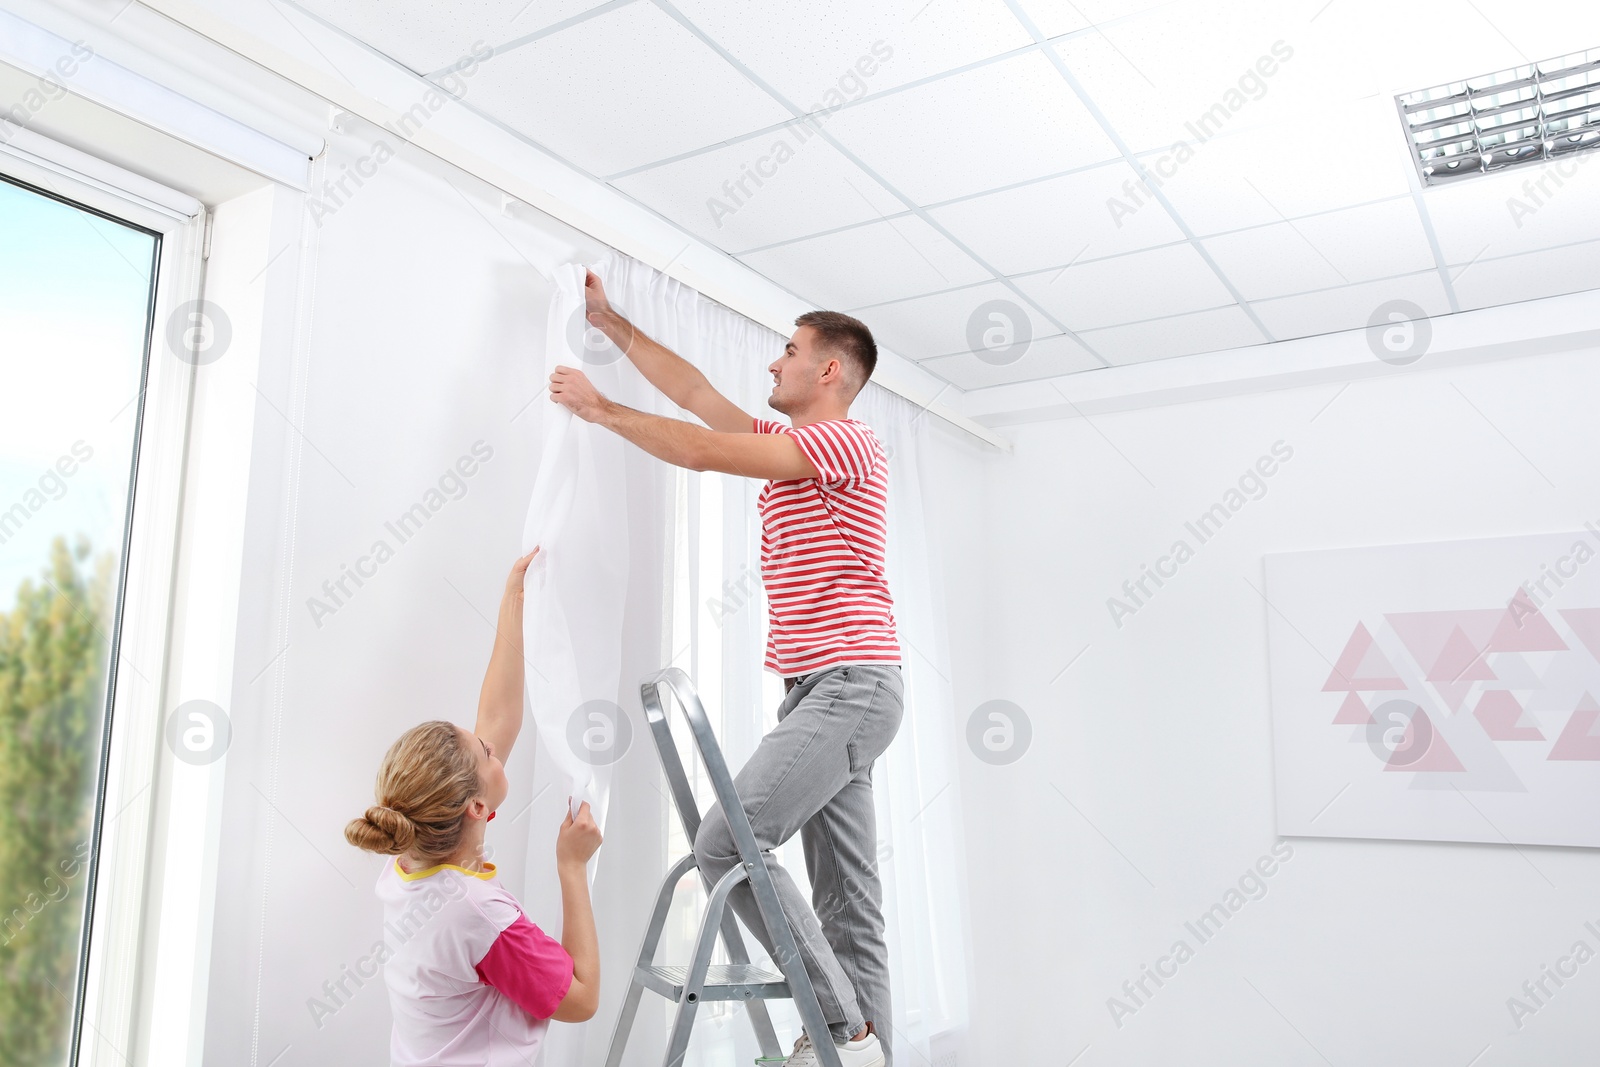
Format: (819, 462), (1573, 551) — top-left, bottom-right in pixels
(1398, 47), (1600, 186)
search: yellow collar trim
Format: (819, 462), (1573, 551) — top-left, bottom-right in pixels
(393, 859), (496, 882)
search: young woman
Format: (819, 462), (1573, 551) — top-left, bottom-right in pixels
(345, 548), (602, 1066)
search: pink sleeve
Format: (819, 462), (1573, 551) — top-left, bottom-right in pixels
(787, 421), (878, 490)
(474, 912), (575, 1020)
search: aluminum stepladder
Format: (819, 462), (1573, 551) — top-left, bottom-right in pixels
(604, 667), (845, 1067)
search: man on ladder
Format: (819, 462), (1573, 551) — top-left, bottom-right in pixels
(549, 270), (902, 1067)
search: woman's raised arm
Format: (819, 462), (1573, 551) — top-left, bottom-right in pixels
(474, 548), (538, 762)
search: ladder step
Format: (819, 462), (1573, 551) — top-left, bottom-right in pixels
(638, 962), (791, 1003)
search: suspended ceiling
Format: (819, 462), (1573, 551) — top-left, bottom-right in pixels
(281, 0), (1600, 395)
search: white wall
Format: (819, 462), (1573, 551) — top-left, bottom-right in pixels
(927, 340), (1600, 1066)
(200, 126), (684, 1065)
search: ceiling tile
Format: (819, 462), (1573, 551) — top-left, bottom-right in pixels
(1423, 155), (1600, 266)
(1251, 273), (1451, 341)
(1198, 224), (1344, 301)
(1199, 198), (1434, 301)
(295, 0), (615, 73)
(1153, 97), (1416, 235)
(855, 281), (1058, 360)
(466, 3), (791, 175)
(1014, 242), (1234, 330)
(1287, 199), (1438, 284)
(611, 135), (905, 252)
(666, 0), (1033, 103)
(919, 333), (1104, 389)
(294, 0), (1600, 406)
(738, 216), (990, 309)
(1014, 0), (1175, 40)
(1446, 0), (1600, 67)
(1450, 240), (1600, 313)
(927, 160), (1185, 274)
(1296, 0), (1577, 105)
(1043, 0), (1309, 154)
(823, 51), (1119, 204)
(1078, 304), (1265, 365)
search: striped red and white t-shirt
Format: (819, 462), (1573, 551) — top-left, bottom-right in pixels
(752, 416), (901, 676)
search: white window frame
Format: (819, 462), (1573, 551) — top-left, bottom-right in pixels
(0, 127), (258, 1067)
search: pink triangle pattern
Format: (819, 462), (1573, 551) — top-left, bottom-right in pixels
(1491, 589), (1567, 652)
(1323, 622), (1406, 691)
(1333, 691), (1373, 725)
(1473, 690), (1544, 741)
(1387, 609), (1502, 678)
(1382, 709), (1465, 772)
(1429, 626), (1497, 682)
(1433, 680), (1475, 716)
(1558, 608), (1600, 663)
(1547, 692), (1600, 761)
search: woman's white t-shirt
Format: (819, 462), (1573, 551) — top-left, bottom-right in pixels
(374, 859), (574, 1067)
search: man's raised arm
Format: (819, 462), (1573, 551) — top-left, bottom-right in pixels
(583, 270), (754, 434)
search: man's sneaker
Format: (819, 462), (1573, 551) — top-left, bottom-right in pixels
(783, 1030), (886, 1067)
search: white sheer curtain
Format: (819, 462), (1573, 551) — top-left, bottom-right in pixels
(518, 259), (661, 1067)
(524, 250), (971, 1066)
(847, 386), (974, 1063)
(521, 263), (628, 827)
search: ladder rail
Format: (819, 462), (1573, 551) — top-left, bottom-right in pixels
(604, 854), (699, 1067)
(664, 863), (753, 1066)
(641, 672), (784, 1057)
(640, 668), (844, 1067)
(645, 692), (705, 844)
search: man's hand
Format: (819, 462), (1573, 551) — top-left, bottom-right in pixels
(576, 269), (750, 432)
(583, 269), (610, 322)
(549, 365), (609, 423)
(582, 269), (636, 356)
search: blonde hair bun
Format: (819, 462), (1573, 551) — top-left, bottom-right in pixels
(346, 805), (417, 855)
(345, 720), (481, 862)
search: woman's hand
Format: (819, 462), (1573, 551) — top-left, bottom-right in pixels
(505, 547), (539, 605)
(556, 801), (603, 871)
(475, 548), (538, 764)
(551, 798), (603, 1022)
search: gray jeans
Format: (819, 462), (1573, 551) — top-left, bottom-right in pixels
(693, 663), (904, 1061)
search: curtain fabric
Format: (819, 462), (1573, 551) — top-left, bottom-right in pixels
(517, 261), (636, 1067)
(520, 262), (629, 826)
(521, 252), (970, 1065)
(848, 386), (974, 1061)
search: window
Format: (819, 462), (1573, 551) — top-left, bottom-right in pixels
(0, 174), (159, 1067)
(660, 465), (798, 1065)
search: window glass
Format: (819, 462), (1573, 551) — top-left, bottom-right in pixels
(0, 174), (159, 1067)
